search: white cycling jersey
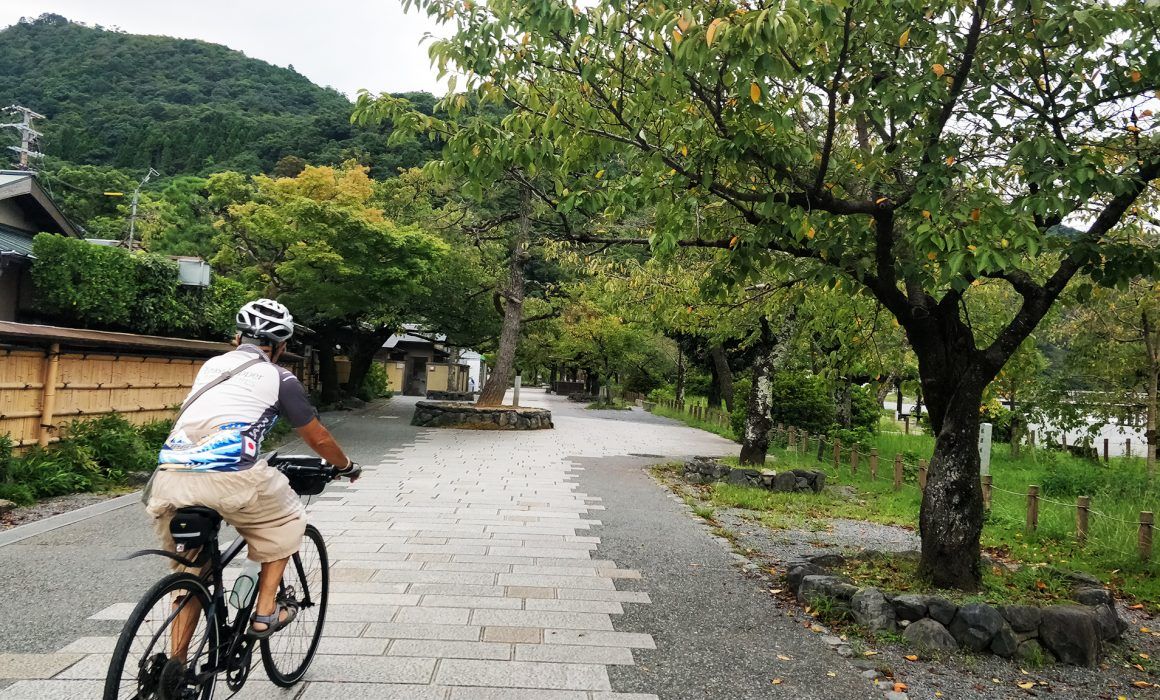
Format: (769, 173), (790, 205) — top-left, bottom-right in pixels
(158, 345), (316, 472)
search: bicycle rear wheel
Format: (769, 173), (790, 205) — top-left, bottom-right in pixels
(260, 523), (329, 686)
(103, 573), (218, 700)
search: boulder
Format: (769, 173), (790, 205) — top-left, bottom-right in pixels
(797, 575), (858, 607)
(1000, 605), (1042, 634)
(1059, 569), (1102, 587)
(1074, 587), (1113, 607)
(851, 588), (896, 633)
(125, 471), (153, 486)
(990, 621), (1019, 658)
(726, 468), (762, 487)
(1091, 603), (1128, 642)
(890, 594), (929, 622)
(949, 603), (1005, 652)
(0, 498), (15, 514)
(809, 553), (846, 568)
(926, 597), (958, 627)
(786, 563), (827, 592)
(1015, 639), (1047, 664)
(903, 618), (959, 653)
(1039, 605), (1100, 666)
(771, 472), (798, 492)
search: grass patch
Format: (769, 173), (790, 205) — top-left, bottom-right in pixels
(587, 399), (632, 410)
(692, 503), (716, 520)
(651, 404), (737, 442)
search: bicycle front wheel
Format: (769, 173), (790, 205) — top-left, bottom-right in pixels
(260, 523), (329, 686)
(103, 572), (218, 700)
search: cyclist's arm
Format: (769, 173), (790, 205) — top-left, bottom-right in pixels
(295, 418), (352, 467)
(276, 368), (352, 469)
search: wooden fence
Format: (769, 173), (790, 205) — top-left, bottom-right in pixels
(0, 321), (306, 449)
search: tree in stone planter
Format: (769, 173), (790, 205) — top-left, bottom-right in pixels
(378, 0), (1160, 589)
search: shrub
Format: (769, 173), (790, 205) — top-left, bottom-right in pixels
(8, 443), (100, 498)
(138, 419), (175, 451)
(848, 384), (881, 434)
(980, 400), (1014, 442)
(64, 413), (156, 477)
(769, 372), (835, 434)
(357, 362), (392, 401)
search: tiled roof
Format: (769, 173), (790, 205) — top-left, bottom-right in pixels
(0, 225), (35, 258)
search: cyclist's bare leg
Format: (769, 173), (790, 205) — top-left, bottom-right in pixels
(170, 595), (202, 662)
(251, 557), (292, 632)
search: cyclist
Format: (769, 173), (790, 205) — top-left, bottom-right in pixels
(145, 298), (360, 647)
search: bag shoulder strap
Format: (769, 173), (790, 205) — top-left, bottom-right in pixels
(174, 355), (266, 424)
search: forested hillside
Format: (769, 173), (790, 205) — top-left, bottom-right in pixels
(0, 14), (438, 176)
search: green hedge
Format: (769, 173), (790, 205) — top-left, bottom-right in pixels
(29, 234), (248, 339)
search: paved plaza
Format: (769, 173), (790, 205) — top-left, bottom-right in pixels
(1, 390), (801, 699)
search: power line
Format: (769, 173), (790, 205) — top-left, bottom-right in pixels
(1, 105), (45, 170)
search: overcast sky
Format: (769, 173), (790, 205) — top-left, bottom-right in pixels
(0, 1), (448, 98)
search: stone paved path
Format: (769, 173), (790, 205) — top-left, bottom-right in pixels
(0, 390), (733, 699)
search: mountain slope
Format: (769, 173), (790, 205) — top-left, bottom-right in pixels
(0, 14), (437, 176)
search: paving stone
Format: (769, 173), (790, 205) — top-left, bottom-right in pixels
(515, 643), (635, 665)
(497, 574), (615, 590)
(325, 604), (400, 622)
(448, 689), (586, 700)
(556, 589), (651, 603)
(299, 682), (449, 699)
(0, 654), (84, 680)
(47, 654), (108, 679)
(363, 623), (482, 641)
(420, 595), (523, 610)
(471, 609), (614, 631)
(328, 592), (421, 606)
(524, 599), (624, 614)
(543, 629), (656, 649)
(302, 654), (436, 683)
(0, 680), (103, 699)
(86, 603), (135, 621)
(389, 639), (511, 660)
(505, 586), (556, 599)
(56, 637), (117, 654)
(315, 637), (390, 655)
(394, 606), (471, 625)
(483, 626), (542, 644)
(435, 659), (611, 691)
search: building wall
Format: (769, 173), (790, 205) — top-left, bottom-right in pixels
(385, 360), (404, 395)
(0, 266), (19, 321)
(429, 364), (450, 393)
(0, 201), (35, 232)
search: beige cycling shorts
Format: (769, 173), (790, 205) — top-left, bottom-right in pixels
(146, 461), (307, 567)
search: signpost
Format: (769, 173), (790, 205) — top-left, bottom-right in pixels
(978, 422), (993, 476)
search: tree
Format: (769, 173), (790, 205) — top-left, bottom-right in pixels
(377, 0), (1160, 589)
(210, 162), (447, 402)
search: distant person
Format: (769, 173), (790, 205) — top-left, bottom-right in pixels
(469, 377), (477, 393)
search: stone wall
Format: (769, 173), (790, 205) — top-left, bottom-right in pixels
(683, 457), (825, 494)
(786, 553), (1127, 666)
(411, 401), (553, 430)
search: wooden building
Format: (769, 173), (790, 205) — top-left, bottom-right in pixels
(0, 170), (82, 321)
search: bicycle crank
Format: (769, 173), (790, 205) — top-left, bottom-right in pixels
(225, 637), (256, 691)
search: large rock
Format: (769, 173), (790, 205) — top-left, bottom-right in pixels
(726, 468), (762, 487)
(1015, 639), (1047, 664)
(851, 588), (896, 633)
(1074, 587), (1113, 607)
(411, 401), (552, 430)
(949, 603), (1005, 652)
(903, 619), (959, 653)
(1091, 603), (1128, 642)
(1000, 605), (1042, 633)
(926, 597), (958, 626)
(786, 563), (827, 592)
(1039, 605), (1100, 666)
(771, 472), (799, 492)
(890, 594), (928, 622)
(0, 498), (15, 514)
(797, 575), (857, 607)
(990, 622), (1019, 658)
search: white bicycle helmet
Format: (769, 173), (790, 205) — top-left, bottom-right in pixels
(236, 298), (295, 344)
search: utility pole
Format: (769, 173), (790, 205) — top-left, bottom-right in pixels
(127, 167), (159, 250)
(1, 105), (45, 170)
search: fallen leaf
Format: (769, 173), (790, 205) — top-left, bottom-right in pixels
(992, 677), (1002, 684)
(935, 693), (943, 698)
(827, 672), (837, 677)
(905, 655), (919, 662)
(771, 678), (782, 685)
(863, 651), (878, 657)
(1135, 663), (1146, 671)
(1017, 681), (1035, 690)
(1141, 627), (1153, 633)
(769, 589), (783, 594)
(894, 682), (908, 692)
(1128, 604), (1145, 610)
(777, 654), (792, 661)
(1132, 680), (1152, 688)
(1141, 653), (1151, 659)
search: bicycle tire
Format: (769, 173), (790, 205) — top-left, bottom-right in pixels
(103, 572), (218, 700)
(260, 523), (329, 686)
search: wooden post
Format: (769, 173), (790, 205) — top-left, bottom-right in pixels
(833, 439), (841, 470)
(982, 475), (992, 510)
(869, 449), (878, 480)
(918, 459), (927, 491)
(788, 427), (796, 449)
(1103, 438), (1109, 463)
(1076, 496), (1090, 545)
(850, 446), (859, 475)
(1141, 511), (1154, 561)
(903, 415), (910, 435)
(38, 342), (61, 447)
(893, 454), (903, 491)
(1026, 485), (1040, 532)
(1126, 438), (1132, 459)
(1062, 433), (1068, 449)
(802, 430), (810, 455)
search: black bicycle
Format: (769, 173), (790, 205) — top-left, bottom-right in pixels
(103, 456), (348, 699)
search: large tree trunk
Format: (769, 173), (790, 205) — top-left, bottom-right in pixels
(476, 197), (529, 407)
(343, 325), (395, 398)
(710, 344), (735, 412)
(317, 342), (341, 406)
(740, 315), (796, 465)
(674, 344), (686, 404)
(1143, 311), (1158, 477)
(707, 357), (722, 409)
